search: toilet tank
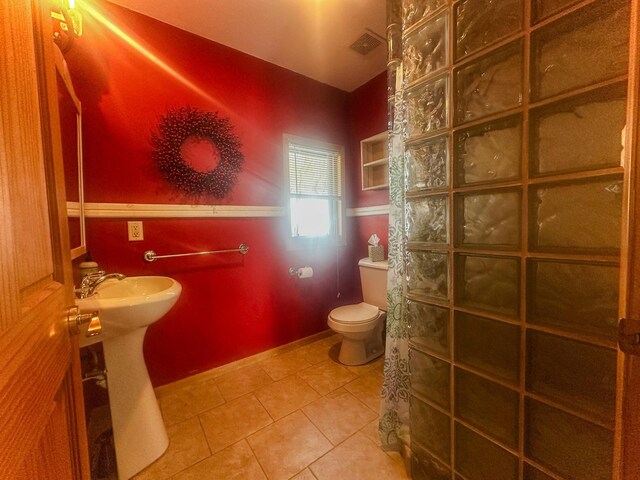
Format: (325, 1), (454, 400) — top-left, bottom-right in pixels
(359, 258), (388, 311)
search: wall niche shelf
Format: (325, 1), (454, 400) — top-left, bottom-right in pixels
(361, 131), (389, 190)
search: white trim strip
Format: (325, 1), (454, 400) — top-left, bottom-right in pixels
(70, 202), (389, 219)
(83, 202), (285, 219)
(346, 204), (389, 217)
(67, 201), (81, 218)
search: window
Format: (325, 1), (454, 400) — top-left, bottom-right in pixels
(284, 135), (344, 247)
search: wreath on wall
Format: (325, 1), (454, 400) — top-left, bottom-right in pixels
(151, 106), (244, 198)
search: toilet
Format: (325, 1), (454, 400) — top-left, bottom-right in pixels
(328, 257), (388, 365)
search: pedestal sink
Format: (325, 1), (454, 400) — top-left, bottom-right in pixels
(77, 276), (182, 479)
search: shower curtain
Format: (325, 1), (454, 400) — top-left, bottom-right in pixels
(379, 38), (410, 452)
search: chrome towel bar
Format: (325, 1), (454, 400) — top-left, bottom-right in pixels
(144, 244), (249, 262)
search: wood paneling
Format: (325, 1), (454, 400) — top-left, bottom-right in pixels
(0, 0), (54, 300)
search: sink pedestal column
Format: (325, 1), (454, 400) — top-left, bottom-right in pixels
(103, 328), (168, 479)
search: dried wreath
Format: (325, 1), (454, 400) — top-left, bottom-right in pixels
(151, 106), (243, 198)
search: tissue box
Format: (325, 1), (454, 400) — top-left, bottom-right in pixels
(368, 245), (384, 262)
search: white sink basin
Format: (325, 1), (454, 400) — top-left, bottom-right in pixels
(77, 276), (181, 340)
(77, 276), (182, 479)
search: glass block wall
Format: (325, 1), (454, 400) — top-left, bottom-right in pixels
(396, 0), (630, 478)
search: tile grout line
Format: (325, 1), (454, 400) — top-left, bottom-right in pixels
(243, 436), (271, 480)
(299, 408), (334, 446)
(252, 388), (277, 424)
(305, 416), (394, 478)
(155, 416), (214, 480)
(196, 412), (214, 458)
(153, 336), (388, 480)
(159, 384), (228, 428)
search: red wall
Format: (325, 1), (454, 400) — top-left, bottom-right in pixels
(69, 3), (350, 206)
(67, 1), (387, 385)
(348, 73), (390, 209)
(84, 218), (353, 382)
(347, 74), (390, 261)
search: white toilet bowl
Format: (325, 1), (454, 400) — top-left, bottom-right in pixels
(328, 302), (386, 365)
(328, 257), (388, 366)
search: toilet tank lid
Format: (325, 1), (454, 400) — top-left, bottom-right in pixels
(358, 257), (388, 270)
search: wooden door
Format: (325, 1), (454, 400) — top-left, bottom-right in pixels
(0, 0), (89, 478)
(618, 2), (640, 479)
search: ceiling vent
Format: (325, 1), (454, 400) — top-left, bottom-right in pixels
(349, 30), (383, 56)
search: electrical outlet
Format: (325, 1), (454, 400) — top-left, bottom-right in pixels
(128, 221), (144, 241)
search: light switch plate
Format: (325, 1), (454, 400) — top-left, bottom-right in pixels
(128, 221), (144, 241)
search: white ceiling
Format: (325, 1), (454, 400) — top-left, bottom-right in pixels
(107, 0), (388, 92)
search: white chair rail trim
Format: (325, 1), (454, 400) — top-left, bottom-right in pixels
(346, 204), (389, 217)
(66, 202), (390, 219)
(80, 202), (284, 218)
(67, 201), (81, 218)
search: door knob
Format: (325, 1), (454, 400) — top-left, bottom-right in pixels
(67, 306), (101, 337)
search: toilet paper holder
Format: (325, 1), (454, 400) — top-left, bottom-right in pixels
(288, 266), (313, 278)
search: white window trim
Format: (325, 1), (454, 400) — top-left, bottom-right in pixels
(283, 134), (346, 250)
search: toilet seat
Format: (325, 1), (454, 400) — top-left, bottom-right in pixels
(329, 302), (379, 325)
(327, 303), (386, 365)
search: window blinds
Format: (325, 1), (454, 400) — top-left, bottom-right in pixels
(288, 143), (342, 197)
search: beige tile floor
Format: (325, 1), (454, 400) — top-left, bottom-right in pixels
(133, 334), (409, 480)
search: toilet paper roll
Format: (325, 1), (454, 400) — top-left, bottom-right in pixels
(297, 267), (313, 279)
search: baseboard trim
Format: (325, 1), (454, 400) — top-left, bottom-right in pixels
(154, 329), (337, 398)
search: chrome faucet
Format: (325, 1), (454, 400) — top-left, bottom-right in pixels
(78, 271), (126, 299)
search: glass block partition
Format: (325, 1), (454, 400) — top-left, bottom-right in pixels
(398, 0), (630, 478)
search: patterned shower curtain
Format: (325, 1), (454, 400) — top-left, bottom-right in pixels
(379, 13), (410, 454)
